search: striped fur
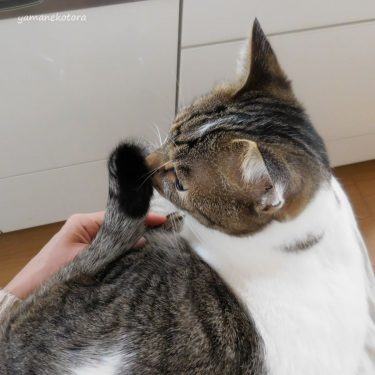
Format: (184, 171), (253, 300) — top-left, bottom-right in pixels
(0, 143), (266, 374)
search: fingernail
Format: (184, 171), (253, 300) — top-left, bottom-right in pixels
(150, 213), (167, 220)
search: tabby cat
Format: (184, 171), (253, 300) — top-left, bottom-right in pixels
(1, 20), (374, 375)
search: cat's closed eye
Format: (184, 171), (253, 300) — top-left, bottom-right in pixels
(175, 177), (187, 192)
(164, 164), (189, 192)
(172, 169), (188, 191)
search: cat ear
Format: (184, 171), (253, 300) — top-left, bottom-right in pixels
(231, 139), (284, 214)
(236, 19), (291, 97)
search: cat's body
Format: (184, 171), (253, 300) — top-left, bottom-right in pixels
(0, 145), (265, 375)
(1, 232), (263, 374)
(1, 20), (374, 374)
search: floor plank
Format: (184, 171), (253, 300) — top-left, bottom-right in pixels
(334, 160), (375, 264)
(0, 222), (63, 286)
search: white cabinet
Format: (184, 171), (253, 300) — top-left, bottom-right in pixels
(180, 13), (375, 167)
(182, 0), (375, 47)
(0, 0), (179, 232)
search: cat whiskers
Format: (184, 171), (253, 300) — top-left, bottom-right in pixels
(169, 213), (180, 247)
(184, 219), (206, 248)
(152, 121), (177, 150)
(137, 160), (174, 190)
(152, 123), (166, 147)
(168, 136), (177, 148)
(167, 214), (187, 264)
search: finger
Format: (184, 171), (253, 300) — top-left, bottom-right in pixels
(88, 211), (105, 226)
(145, 212), (167, 227)
(80, 211), (105, 242)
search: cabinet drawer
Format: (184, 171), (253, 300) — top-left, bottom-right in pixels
(0, 0), (178, 179)
(182, 0), (375, 47)
(179, 21), (375, 166)
(0, 162), (107, 233)
(0, 0), (178, 231)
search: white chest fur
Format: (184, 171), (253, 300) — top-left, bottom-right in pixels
(182, 177), (373, 375)
(70, 353), (123, 375)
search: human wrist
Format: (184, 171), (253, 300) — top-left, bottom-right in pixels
(5, 256), (48, 299)
(5, 276), (32, 299)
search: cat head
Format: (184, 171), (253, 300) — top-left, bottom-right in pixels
(147, 20), (330, 235)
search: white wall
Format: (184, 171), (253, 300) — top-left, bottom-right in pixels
(0, 0), (179, 232)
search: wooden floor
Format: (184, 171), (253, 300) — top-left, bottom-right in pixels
(333, 159), (375, 263)
(0, 160), (374, 287)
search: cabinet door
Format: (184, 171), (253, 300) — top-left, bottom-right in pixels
(179, 22), (375, 166)
(182, 0), (375, 47)
(0, 0), (179, 232)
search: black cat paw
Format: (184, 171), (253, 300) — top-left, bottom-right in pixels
(108, 142), (153, 218)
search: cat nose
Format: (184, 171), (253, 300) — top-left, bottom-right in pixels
(163, 161), (174, 173)
(145, 152), (162, 171)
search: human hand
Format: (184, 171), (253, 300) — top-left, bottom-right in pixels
(5, 211), (166, 299)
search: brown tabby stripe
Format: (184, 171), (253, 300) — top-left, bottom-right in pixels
(172, 93), (328, 169)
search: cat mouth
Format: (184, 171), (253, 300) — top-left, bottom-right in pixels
(150, 174), (164, 196)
